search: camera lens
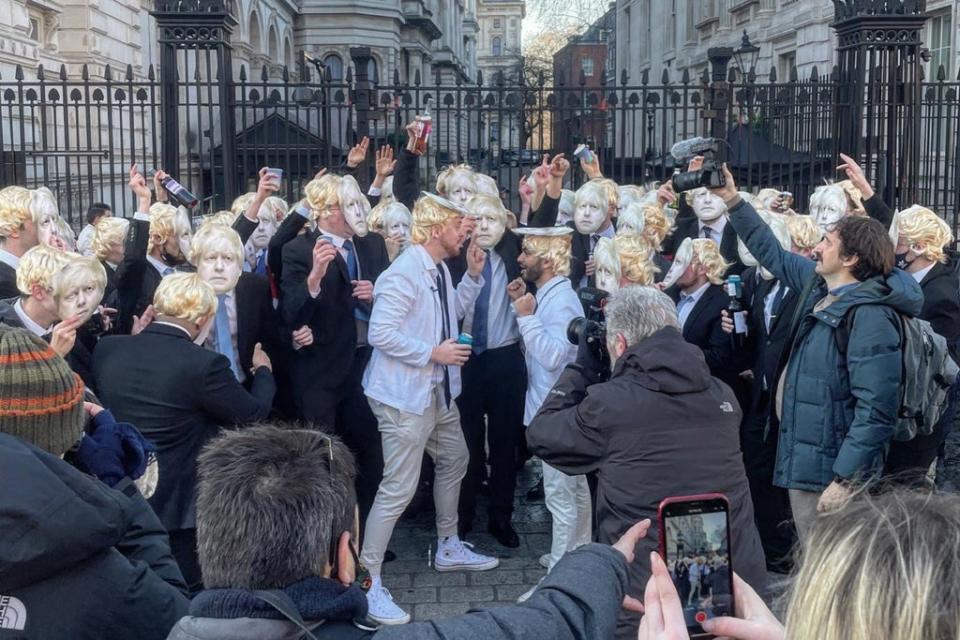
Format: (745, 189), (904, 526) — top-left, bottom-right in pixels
(671, 170), (705, 193)
(567, 317), (586, 346)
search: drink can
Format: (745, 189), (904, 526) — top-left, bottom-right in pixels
(574, 144), (594, 164)
(457, 333), (473, 346)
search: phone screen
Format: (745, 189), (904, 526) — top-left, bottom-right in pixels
(661, 497), (733, 636)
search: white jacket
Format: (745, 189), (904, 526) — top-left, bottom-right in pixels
(363, 244), (484, 415)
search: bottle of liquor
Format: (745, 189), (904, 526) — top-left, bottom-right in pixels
(412, 100), (432, 156)
(160, 175), (199, 209)
(725, 274), (748, 350)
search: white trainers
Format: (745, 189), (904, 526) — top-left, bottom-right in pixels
(365, 582), (411, 625)
(434, 536), (500, 572)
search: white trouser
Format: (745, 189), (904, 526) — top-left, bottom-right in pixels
(361, 385), (469, 576)
(542, 461), (592, 571)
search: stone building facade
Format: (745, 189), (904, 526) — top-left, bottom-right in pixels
(476, 0), (524, 158)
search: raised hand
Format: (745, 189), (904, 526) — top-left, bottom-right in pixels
(131, 304), (156, 336)
(50, 315), (84, 357)
(836, 152), (875, 200)
(129, 164), (151, 202)
(376, 145), (397, 177)
(308, 240), (339, 292)
(466, 241), (487, 277)
(518, 175), (534, 206)
(550, 153), (570, 179)
(656, 182), (676, 207)
(257, 167), (281, 198)
(347, 136), (370, 168)
(580, 150), (602, 180)
(153, 168), (169, 202)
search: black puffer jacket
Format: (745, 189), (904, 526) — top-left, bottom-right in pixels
(527, 326), (766, 640)
(0, 433), (188, 639)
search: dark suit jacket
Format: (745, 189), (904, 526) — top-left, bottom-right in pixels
(114, 218), (159, 335)
(0, 261), (17, 299)
(680, 283), (737, 388)
(527, 193), (616, 287)
(918, 261), (960, 363)
(233, 272), (283, 375)
(280, 230), (389, 391)
(446, 229), (523, 288)
(92, 323), (275, 531)
(661, 216), (745, 276)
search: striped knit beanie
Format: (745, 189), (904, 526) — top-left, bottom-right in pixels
(0, 324), (85, 455)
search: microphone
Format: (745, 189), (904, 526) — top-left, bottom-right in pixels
(670, 137), (716, 162)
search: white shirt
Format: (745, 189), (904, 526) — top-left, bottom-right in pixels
(911, 263), (935, 284)
(76, 224), (97, 257)
(698, 216), (728, 243)
(517, 276), (581, 425)
(363, 244), (485, 415)
(763, 281), (789, 333)
(465, 250), (519, 350)
(678, 281), (711, 330)
(0, 249), (21, 270)
(146, 254), (174, 277)
(580, 223), (616, 289)
(14, 299), (51, 337)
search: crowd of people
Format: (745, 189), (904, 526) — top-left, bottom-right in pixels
(2, 116), (960, 640)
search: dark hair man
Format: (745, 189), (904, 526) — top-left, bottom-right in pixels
(167, 425), (652, 640)
(77, 202), (112, 257)
(714, 163), (923, 544)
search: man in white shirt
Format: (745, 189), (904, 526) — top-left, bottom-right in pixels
(76, 203), (112, 257)
(508, 226), (592, 599)
(361, 192), (500, 626)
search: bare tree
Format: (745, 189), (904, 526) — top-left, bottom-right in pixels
(527, 0), (610, 31)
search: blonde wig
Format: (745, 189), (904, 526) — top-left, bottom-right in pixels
(643, 203), (672, 250)
(91, 217), (130, 261)
(474, 173), (500, 197)
(30, 187), (59, 223)
(410, 195), (462, 246)
(367, 201), (387, 234)
(148, 203), (179, 248)
(785, 215), (822, 252)
(756, 188), (783, 211)
(303, 174), (367, 222)
(836, 179), (866, 215)
(435, 164), (477, 197)
(522, 234), (572, 277)
(617, 184), (646, 213)
(596, 178), (620, 212)
(199, 210), (239, 231)
(616, 203), (647, 237)
(262, 196), (290, 221)
(691, 238), (730, 285)
(895, 205), (953, 263)
(230, 192), (256, 217)
(16, 244), (70, 295)
(153, 272), (218, 324)
(786, 491), (960, 640)
(574, 181), (610, 212)
(52, 253), (107, 300)
(466, 194), (509, 226)
(558, 189), (576, 222)
(0, 186), (34, 238)
(593, 236), (621, 286)
(189, 223), (245, 266)
(615, 235), (658, 285)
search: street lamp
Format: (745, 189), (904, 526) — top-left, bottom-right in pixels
(733, 30), (760, 75)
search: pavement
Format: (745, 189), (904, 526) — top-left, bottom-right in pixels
(380, 460), (550, 621)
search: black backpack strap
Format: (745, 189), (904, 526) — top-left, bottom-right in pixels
(252, 590), (321, 640)
(835, 306), (859, 355)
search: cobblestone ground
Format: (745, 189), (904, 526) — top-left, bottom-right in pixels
(382, 460), (550, 621)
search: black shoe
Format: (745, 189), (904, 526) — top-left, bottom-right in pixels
(458, 519), (473, 538)
(488, 519), (520, 548)
(384, 550), (397, 563)
(526, 477), (544, 501)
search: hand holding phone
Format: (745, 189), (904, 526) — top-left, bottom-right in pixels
(658, 494), (734, 638)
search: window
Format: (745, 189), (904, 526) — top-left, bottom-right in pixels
(364, 58), (378, 83)
(582, 57), (594, 77)
(492, 36), (502, 56)
(928, 13), (953, 78)
(778, 51), (796, 81)
(27, 15), (41, 42)
(493, 18), (501, 29)
(323, 54), (343, 81)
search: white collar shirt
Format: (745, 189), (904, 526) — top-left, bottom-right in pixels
(13, 299), (51, 337)
(911, 263), (935, 284)
(678, 281), (711, 330)
(0, 249), (21, 271)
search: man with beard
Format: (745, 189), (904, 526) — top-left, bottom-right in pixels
(360, 192), (500, 626)
(116, 165), (192, 334)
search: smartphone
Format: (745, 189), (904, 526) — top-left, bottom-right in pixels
(658, 494), (734, 638)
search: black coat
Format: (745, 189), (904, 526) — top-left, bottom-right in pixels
(661, 216), (745, 276)
(678, 283), (737, 389)
(0, 260), (17, 299)
(115, 217), (160, 335)
(234, 272), (283, 375)
(280, 230), (389, 391)
(446, 229), (523, 287)
(526, 193), (615, 287)
(526, 327), (766, 640)
(916, 261), (960, 363)
(92, 323), (275, 531)
(0, 433), (188, 640)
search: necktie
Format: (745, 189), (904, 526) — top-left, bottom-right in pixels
(162, 266), (175, 276)
(436, 269), (452, 408)
(768, 283), (787, 332)
(700, 226), (713, 243)
(255, 249), (267, 275)
(473, 250), (492, 355)
(342, 240), (369, 322)
(215, 294), (242, 381)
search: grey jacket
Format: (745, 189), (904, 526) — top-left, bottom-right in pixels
(167, 544), (629, 640)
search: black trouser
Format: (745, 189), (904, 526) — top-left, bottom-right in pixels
(741, 392), (796, 572)
(168, 528), (203, 596)
(457, 342), (526, 525)
(301, 346), (383, 540)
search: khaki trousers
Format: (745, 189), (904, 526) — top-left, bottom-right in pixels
(360, 385), (469, 576)
(788, 488), (821, 547)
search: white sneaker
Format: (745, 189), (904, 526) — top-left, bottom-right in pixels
(538, 553), (550, 569)
(435, 536), (500, 572)
(365, 583), (411, 625)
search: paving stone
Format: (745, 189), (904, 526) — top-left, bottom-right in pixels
(413, 572), (468, 587)
(468, 570), (526, 585)
(412, 602), (471, 621)
(393, 586), (437, 605)
(496, 584), (533, 601)
(439, 585), (496, 603)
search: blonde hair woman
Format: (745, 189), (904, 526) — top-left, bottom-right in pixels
(639, 491), (960, 640)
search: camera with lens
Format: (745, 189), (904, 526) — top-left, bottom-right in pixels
(566, 287), (610, 365)
(669, 137), (726, 193)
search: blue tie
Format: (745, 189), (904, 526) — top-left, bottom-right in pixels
(255, 249), (267, 275)
(473, 250), (492, 355)
(342, 240), (369, 322)
(215, 294), (242, 381)
(162, 266), (175, 276)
